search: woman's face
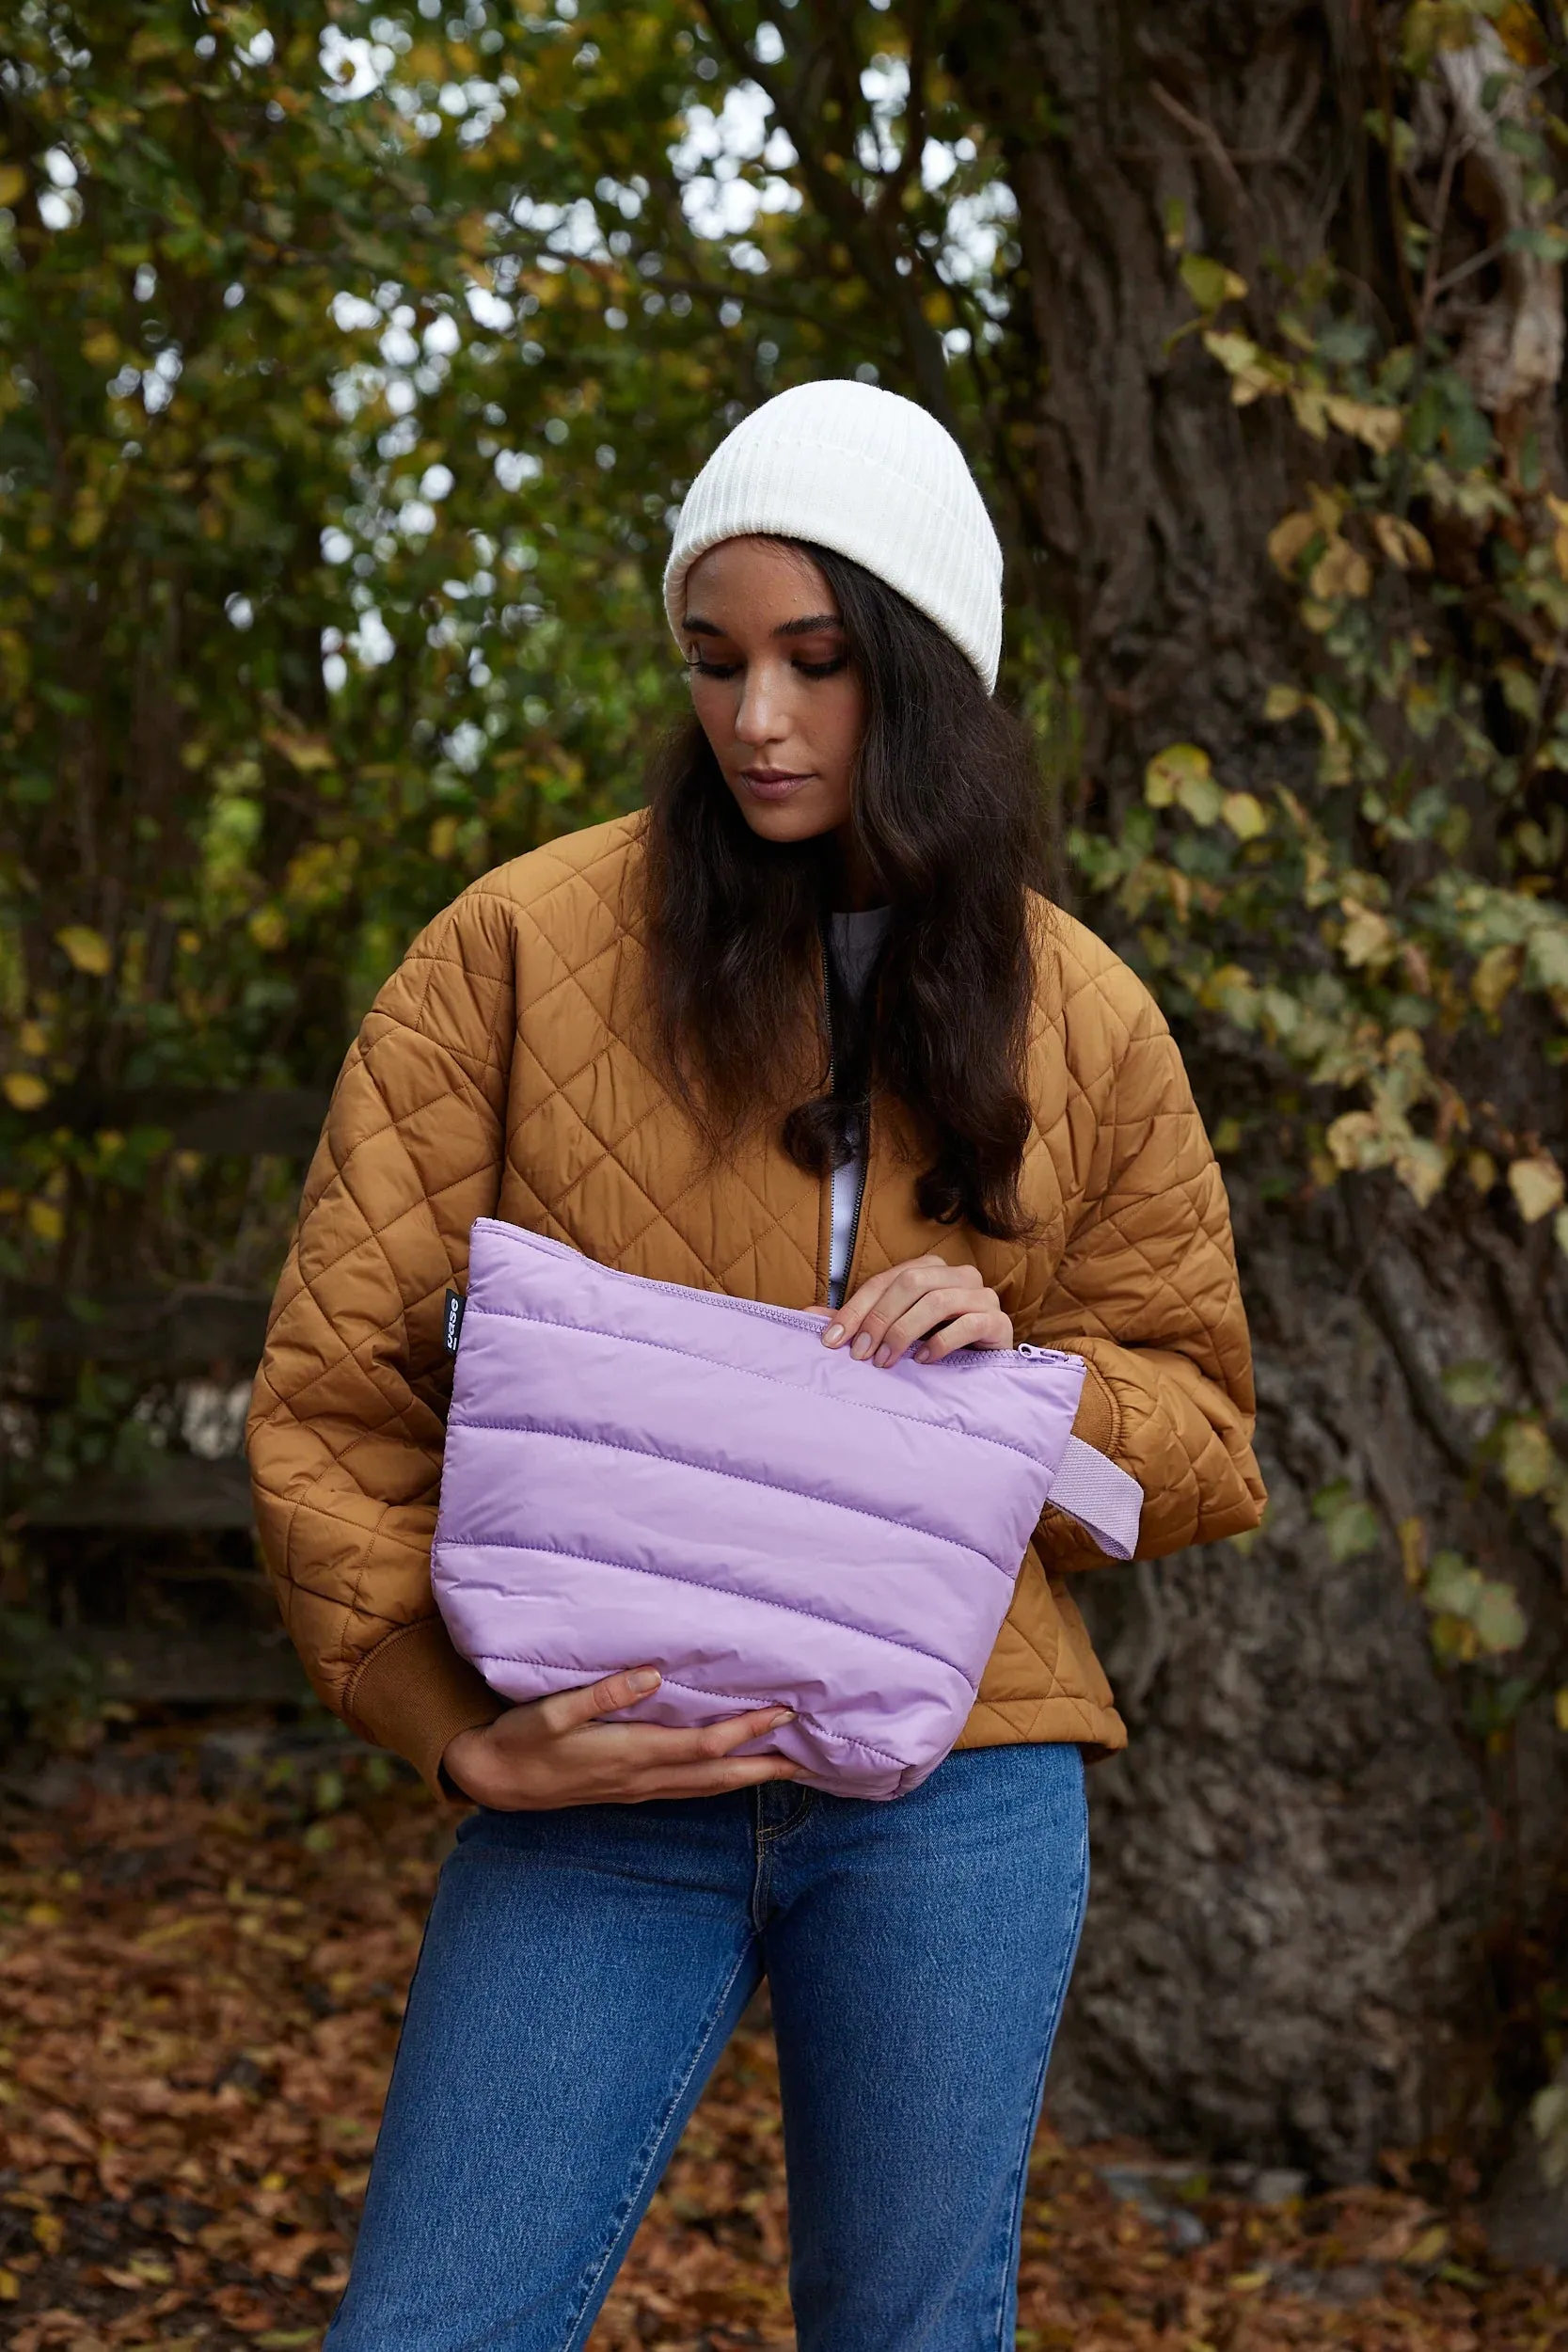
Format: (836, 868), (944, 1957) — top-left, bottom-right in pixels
(681, 536), (866, 859)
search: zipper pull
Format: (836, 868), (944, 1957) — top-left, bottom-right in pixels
(1017, 1343), (1071, 1362)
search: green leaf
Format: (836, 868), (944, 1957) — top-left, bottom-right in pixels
(1144, 741), (1212, 808)
(1506, 223), (1568, 262)
(1424, 1551), (1528, 1655)
(1440, 1359), (1504, 1412)
(1311, 1480), (1381, 1564)
(1179, 252), (1247, 314)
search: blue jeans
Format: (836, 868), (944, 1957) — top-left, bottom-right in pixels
(326, 1743), (1088, 2352)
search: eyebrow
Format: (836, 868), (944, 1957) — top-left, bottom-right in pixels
(681, 612), (846, 639)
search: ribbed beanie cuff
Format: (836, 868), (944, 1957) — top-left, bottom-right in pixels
(663, 380), (1004, 691)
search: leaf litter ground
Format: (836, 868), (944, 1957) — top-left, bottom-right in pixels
(1, 1750), (1564, 2352)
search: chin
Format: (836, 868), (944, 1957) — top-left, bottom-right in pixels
(725, 782), (844, 848)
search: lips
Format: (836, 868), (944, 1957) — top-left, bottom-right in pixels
(738, 769), (813, 802)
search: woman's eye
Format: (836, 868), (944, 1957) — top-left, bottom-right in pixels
(685, 651), (848, 680)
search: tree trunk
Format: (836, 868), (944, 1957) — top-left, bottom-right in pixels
(948, 0), (1568, 2183)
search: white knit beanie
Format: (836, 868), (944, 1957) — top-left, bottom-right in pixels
(662, 380), (1004, 692)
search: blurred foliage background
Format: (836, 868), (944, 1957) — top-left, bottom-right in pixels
(1, 0), (1567, 2192)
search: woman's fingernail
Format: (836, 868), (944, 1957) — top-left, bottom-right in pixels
(873, 1343), (892, 1368)
(627, 1669), (660, 1694)
(850, 1331), (873, 1359)
(823, 1323), (844, 1347)
(914, 1343), (931, 1363)
(771, 1708), (796, 1724)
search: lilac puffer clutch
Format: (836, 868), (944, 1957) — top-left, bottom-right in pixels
(432, 1217), (1141, 1801)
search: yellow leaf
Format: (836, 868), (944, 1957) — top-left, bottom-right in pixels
(1308, 484), (1347, 532)
(1556, 1206), (1568, 1261)
(1324, 395), (1404, 453)
(1202, 331), (1284, 405)
(81, 323), (119, 368)
(1326, 1110), (1385, 1171)
(55, 923), (113, 976)
(1144, 741), (1212, 809)
(1371, 512), (1433, 570)
(1222, 790), (1268, 840)
(248, 906), (289, 952)
(19, 1019), (47, 1054)
(26, 1200), (64, 1243)
(1264, 682), (1305, 721)
(0, 165), (24, 210)
(1291, 384), (1330, 439)
(1228, 2270), (1271, 2293)
(1395, 1136), (1450, 1208)
(1398, 1516), (1426, 1591)
(1468, 1150), (1498, 1193)
(262, 726), (336, 774)
(1267, 513), (1318, 576)
(1340, 906), (1396, 967)
(1402, 2224), (1450, 2268)
(1495, 1), (1548, 66)
(1500, 1419), (1554, 1499)
(1472, 942), (1522, 1016)
(1310, 537), (1372, 600)
(1509, 1153), (1565, 1223)
(2, 1072), (49, 1110)
(0, 2265), (18, 2302)
(31, 2211), (63, 2255)
(1178, 771), (1225, 825)
(1556, 1685), (1568, 1732)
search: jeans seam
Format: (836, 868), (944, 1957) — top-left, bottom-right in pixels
(752, 1788), (772, 1929)
(990, 1796), (1091, 2352)
(559, 1933), (756, 2352)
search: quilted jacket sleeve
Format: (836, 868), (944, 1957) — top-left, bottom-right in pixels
(1022, 952), (1266, 1567)
(245, 882), (518, 1790)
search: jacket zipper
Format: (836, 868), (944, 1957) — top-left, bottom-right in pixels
(839, 1107), (870, 1306)
(822, 959), (869, 1310)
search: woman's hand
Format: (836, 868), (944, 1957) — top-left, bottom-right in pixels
(440, 1668), (800, 1810)
(821, 1253), (1012, 1368)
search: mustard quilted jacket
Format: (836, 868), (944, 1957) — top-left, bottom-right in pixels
(247, 813), (1264, 1790)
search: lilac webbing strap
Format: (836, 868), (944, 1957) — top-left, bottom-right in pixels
(1047, 1436), (1142, 1561)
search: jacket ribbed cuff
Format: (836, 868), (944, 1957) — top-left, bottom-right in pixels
(343, 1617), (506, 1800)
(1070, 1359), (1118, 1456)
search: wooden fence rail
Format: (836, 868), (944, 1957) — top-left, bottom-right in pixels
(3, 1085), (330, 1534)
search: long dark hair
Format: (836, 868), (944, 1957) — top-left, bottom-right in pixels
(641, 541), (1053, 1242)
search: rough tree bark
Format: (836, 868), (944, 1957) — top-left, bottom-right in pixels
(946, 0), (1568, 2195)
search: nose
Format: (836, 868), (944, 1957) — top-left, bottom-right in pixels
(733, 659), (790, 751)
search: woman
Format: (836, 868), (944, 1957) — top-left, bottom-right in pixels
(248, 379), (1264, 2349)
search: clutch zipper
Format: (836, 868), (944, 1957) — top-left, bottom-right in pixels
(472, 1219), (1069, 1372)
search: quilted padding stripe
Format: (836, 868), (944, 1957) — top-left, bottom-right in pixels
(436, 1542), (978, 1748)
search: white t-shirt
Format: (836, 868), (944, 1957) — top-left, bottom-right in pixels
(826, 906), (892, 1308)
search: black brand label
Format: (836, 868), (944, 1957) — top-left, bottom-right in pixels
(443, 1289), (465, 1355)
